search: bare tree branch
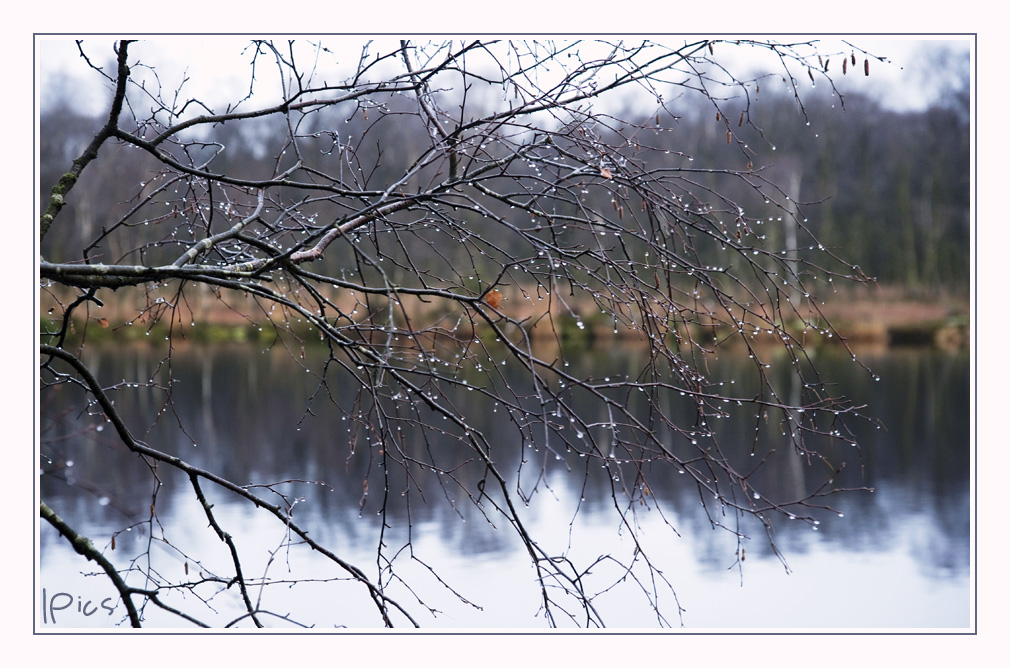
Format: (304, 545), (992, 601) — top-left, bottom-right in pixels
(39, 37), (883, 628)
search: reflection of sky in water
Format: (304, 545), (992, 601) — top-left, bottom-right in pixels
(39, 473), (970, 629)
(38, 346), (970, 630)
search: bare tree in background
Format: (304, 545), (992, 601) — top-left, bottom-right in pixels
(39, 38), (882, 628)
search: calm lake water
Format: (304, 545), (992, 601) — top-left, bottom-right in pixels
(39, 342), (971, 630)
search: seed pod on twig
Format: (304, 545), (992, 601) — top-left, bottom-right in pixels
(864, 58), (870, 76)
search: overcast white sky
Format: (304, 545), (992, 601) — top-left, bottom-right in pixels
(35, 35), (972, 119)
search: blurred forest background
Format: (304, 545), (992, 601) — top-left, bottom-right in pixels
(39, 41), (971, 341)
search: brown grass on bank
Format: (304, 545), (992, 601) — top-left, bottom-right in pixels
(815, 282), (969, 347)
(40, 279), (970, 349)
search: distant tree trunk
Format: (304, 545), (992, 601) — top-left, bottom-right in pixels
(896, 162), (920, 286)
(784, 168), (801, 309)
(920, 173), (939, 287)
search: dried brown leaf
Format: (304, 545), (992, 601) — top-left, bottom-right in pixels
(484, 289), (502, 309)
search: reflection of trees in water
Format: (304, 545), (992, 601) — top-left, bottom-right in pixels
(41, 344), (969, 577)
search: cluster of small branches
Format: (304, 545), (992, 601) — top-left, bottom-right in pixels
(39, 37), (881, 628)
